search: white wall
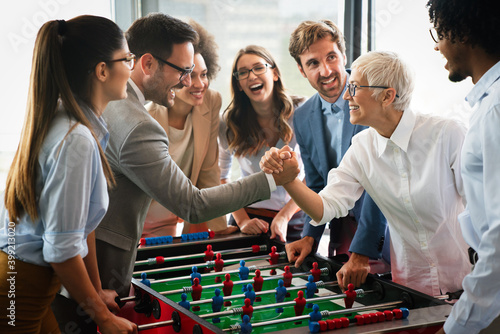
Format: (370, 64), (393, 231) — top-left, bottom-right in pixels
(0, 0), (113, 189)
(373, 0), (473, 124)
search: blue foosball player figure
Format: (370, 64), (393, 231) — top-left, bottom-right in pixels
(275, 279), (287, 313)
(306, 275), (317, 308)
(240, 314), (252, 334)
(211, 288), (224, 323)
(178, 293), (190, 310)
(308, 304), (322, 333)
(244, 284), (256, 305)
(239, 260), (250, 281)
(191, 266), (202, 285)
(140, 272), (151, 287)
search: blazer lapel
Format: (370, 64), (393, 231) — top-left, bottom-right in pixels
(190, 102), (210, 184)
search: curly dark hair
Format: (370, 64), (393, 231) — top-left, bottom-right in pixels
(188, 20), (220, 81)
(427, 0), (500, 56)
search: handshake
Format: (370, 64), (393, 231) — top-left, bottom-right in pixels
(260, 145), (299, 186)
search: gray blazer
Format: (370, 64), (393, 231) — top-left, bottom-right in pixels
(95, 83), (270, 296)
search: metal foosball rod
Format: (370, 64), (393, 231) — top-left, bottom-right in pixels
(137, 319), (174, 331)
(199, 288), (366, 319)
(133, 251), (287, 276)
(135, 244), (268, 266)
(152, 266), (328, 289)
(159, 278), (329, 298)
(146, 262), (294, 285)
(190, 280), (340, 307)
(222, 300), (405, 332)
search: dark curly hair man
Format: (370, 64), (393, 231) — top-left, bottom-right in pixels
(427, 1), (500, 334)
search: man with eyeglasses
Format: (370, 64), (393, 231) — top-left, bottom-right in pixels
(93, 13), (299, 300)
(277, 19), (389, 291)
(427, 0), (500, 333)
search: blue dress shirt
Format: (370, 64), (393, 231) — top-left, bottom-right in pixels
(321, 96), (345, 168)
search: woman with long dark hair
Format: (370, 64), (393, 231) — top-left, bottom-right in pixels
(0, 15), (136, 333)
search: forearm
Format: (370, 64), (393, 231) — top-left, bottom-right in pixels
(284, 178), (324, 222)
(51, 256), (112, 325)
(232, 208), (251, 227)
(276, 198), (301, 221)
(277, 178), (308, 220)
(83, 231), (102, 292)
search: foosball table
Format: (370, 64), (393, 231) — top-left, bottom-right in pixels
(116, 232), (452, 333)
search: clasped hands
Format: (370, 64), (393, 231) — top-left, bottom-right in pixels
(260, 145), (297, 183)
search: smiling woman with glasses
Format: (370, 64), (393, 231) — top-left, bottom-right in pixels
(220, 45), (307, 243)
(261, 50), (470, 298)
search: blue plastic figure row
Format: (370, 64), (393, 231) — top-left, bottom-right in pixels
(181, 231), (210, 242)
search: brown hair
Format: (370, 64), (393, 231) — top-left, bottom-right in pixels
(223, 45), (303, 157)
(4, 15), (121, 222)
(289, 19), (346, 66)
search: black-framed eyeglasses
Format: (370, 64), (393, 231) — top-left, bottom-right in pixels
(347, 83), (399, 98)
(233, 63), (273, 80)
(429, 27), (442, 44)
(108, 53), (136, 70)
(151, 53), (195, 82)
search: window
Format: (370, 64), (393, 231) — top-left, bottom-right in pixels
(0, 0), (474, 191)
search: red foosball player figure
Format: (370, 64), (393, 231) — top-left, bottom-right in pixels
(269, 246), (279, 275)
(191, 277), (203, 311)
(241, 298), (254, 320)
(283, 265), (293, 297)
(294, 290), (307, 323)
(214, 253), (224, 282)
(253, 269), (264, 302)
(204, 245), (214, 273)
(310, 262), (321, 282)
(344, 283), (356, 309)
(223, 273), (234, 306)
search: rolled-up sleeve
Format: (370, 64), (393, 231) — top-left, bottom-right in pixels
(39, 132), (101, 263)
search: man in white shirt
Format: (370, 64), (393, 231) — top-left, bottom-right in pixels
(261, 51), (470, 296)
(428, 0), (500, 333)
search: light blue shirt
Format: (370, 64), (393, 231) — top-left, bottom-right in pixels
(0, 101), (109, 266)
(320, 83), (347, 167)
(444, 60), (500, 334)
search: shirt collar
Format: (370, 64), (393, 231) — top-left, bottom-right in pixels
(76, 100), (110, 149)
(465, 60), (500, 108)
(128, 78), (146, 105)
(319, 72), (349, 114)
(376, 108), (415, 157)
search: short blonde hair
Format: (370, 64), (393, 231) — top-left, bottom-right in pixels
(351, 51), (414, 111)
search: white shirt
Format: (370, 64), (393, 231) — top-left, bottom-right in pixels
(313, 109), (470, 296)
(168, 113), (194, 177)
(444, 61), (500, 334)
